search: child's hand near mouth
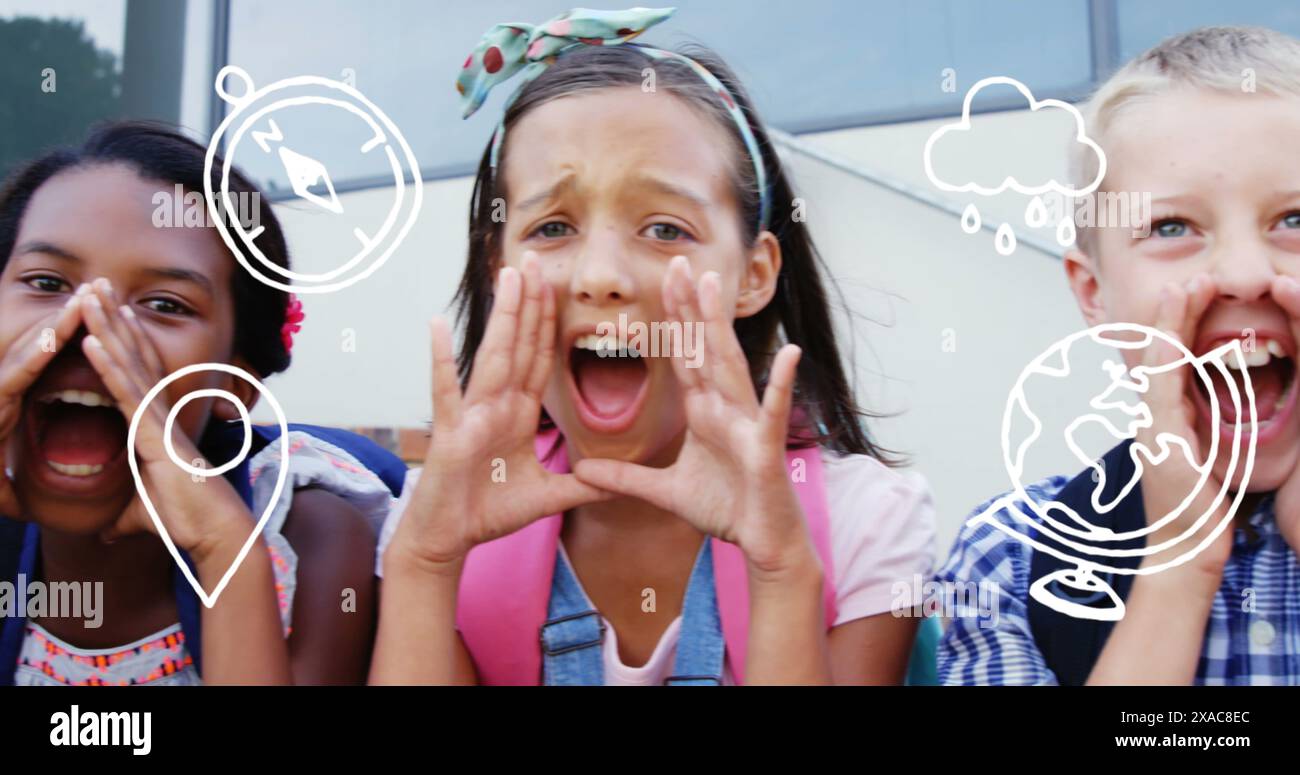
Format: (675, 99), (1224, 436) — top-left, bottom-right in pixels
(1261, 274), (1300, 551)
(0, 287), (85, 517)
(76, 279), (252, 561)
(1133, 273), (1237, 578)
(386, 253), (612, 575)
(573, 256), (819, 581)
(78, 276), (291, 684)
(77, 280), (260, 567)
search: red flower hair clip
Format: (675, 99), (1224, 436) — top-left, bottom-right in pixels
(281, 294), (305, 353)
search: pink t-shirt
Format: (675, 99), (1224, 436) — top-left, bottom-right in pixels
(378, 449), (937, 685)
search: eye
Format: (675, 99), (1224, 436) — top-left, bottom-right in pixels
(140, 297), (194, 317)
(1151, 219), (1190, 239)
(532, 222), (574, 239)
(23, 274), (69, 294)
(642, 223), (690, 242)
(1277, 212), (1300, 230)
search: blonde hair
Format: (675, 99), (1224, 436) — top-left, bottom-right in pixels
(1072, 26), (1300, 253)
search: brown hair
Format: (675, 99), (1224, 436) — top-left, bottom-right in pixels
(453, 44), (893, 460)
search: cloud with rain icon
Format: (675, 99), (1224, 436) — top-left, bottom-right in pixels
(923, 76), (1107, 255)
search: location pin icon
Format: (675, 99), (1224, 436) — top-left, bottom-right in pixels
(127, 362), (290, 608)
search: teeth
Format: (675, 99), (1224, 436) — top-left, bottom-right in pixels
(1268, 340), (1286, 358)
(574, 334), (642, 357)
(38, 390), (115, 408)
(46, 461), (104, 477)
(574, 334), (616, 352)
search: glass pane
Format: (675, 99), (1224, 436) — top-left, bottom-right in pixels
(223, 0), (1094, 190)
(1118, 0), (1300, 62)
(0, 0), (126, 180)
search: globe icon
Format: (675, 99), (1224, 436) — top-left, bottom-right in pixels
(973, 323), (1258, 621)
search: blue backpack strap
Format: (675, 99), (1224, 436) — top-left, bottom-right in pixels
(1026, 440), (1144, 686)
(0, 522), (38, 686)
(0, 516), (24, 614)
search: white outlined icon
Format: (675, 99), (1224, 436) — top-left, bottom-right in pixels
(968, 324), (1257, 621)
(923, 76), (1106, 255)
(128, 363), (289, 608)
(205, 66), (423, 294)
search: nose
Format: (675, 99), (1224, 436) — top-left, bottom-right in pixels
(1210, 232), (1276, 303)
(569, 227), (635, 306)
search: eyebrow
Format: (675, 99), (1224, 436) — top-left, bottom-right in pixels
(14, 240), (80, 262)
(513, 173), (714, 213)
(141, 267), (214, 296)
(13, 241), (214, 295)
(629, 175), (712, 210)
(515, 174), (576, 213)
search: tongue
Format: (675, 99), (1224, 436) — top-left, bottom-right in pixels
(39, 405), (127, 466)
(575, 358), (646, 418)
(1216, 363), (1284, 423)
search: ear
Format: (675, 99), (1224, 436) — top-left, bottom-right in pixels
(211, 356), (261, 421)
(1064, 246), (1107, 327)
(734, 230), (782, 319)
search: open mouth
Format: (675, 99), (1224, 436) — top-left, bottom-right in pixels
(567, 332), (650, 434)
(27, 388), (129, 477)
(1193, 334), (1297, 444)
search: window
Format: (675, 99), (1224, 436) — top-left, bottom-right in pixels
(0, 0), (126, 180)
(1116, 0), (1300, 62)
(221, 0), (1096, 191)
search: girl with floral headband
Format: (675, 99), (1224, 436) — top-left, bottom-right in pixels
(0, 121), (405, 685)
(373, 7), (937, 685)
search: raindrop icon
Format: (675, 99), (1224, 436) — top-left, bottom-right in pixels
(994, 223), (1017, 255)
(1056, 216), (1077, 246)
(960, 203), (982, 234)
(1025, 196), (1049, 228)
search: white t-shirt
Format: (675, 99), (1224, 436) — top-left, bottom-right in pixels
(377, 450), (937, 685)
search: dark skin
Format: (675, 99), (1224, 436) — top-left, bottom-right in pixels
(0, 163), (376, 684)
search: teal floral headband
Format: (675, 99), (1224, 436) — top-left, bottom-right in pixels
(456, 6), (772, 231)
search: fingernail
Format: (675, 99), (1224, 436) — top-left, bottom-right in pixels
(83, 335), (102, 349)
(63, 294), (79, 309)
(75, 283), (91, 296)
(95, 278), (112, 293)
(85, 294), (101, 308)
(119, 305), (135, 319)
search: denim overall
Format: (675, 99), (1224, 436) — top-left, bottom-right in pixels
(541, 540), (725, 686)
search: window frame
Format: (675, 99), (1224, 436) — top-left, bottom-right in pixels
(207, 0), (1123, 196)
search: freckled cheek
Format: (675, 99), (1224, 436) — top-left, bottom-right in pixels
(539, 260), (570, 291)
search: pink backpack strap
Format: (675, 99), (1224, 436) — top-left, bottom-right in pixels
(457, 432), (836, 685)
(456, 431), (566, 685)
(711, 445), (836, 685)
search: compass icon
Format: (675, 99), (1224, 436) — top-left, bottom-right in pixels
(204, 65), (423, 294)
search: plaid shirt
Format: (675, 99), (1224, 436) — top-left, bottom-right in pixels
(936, 475), (1300, 685)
